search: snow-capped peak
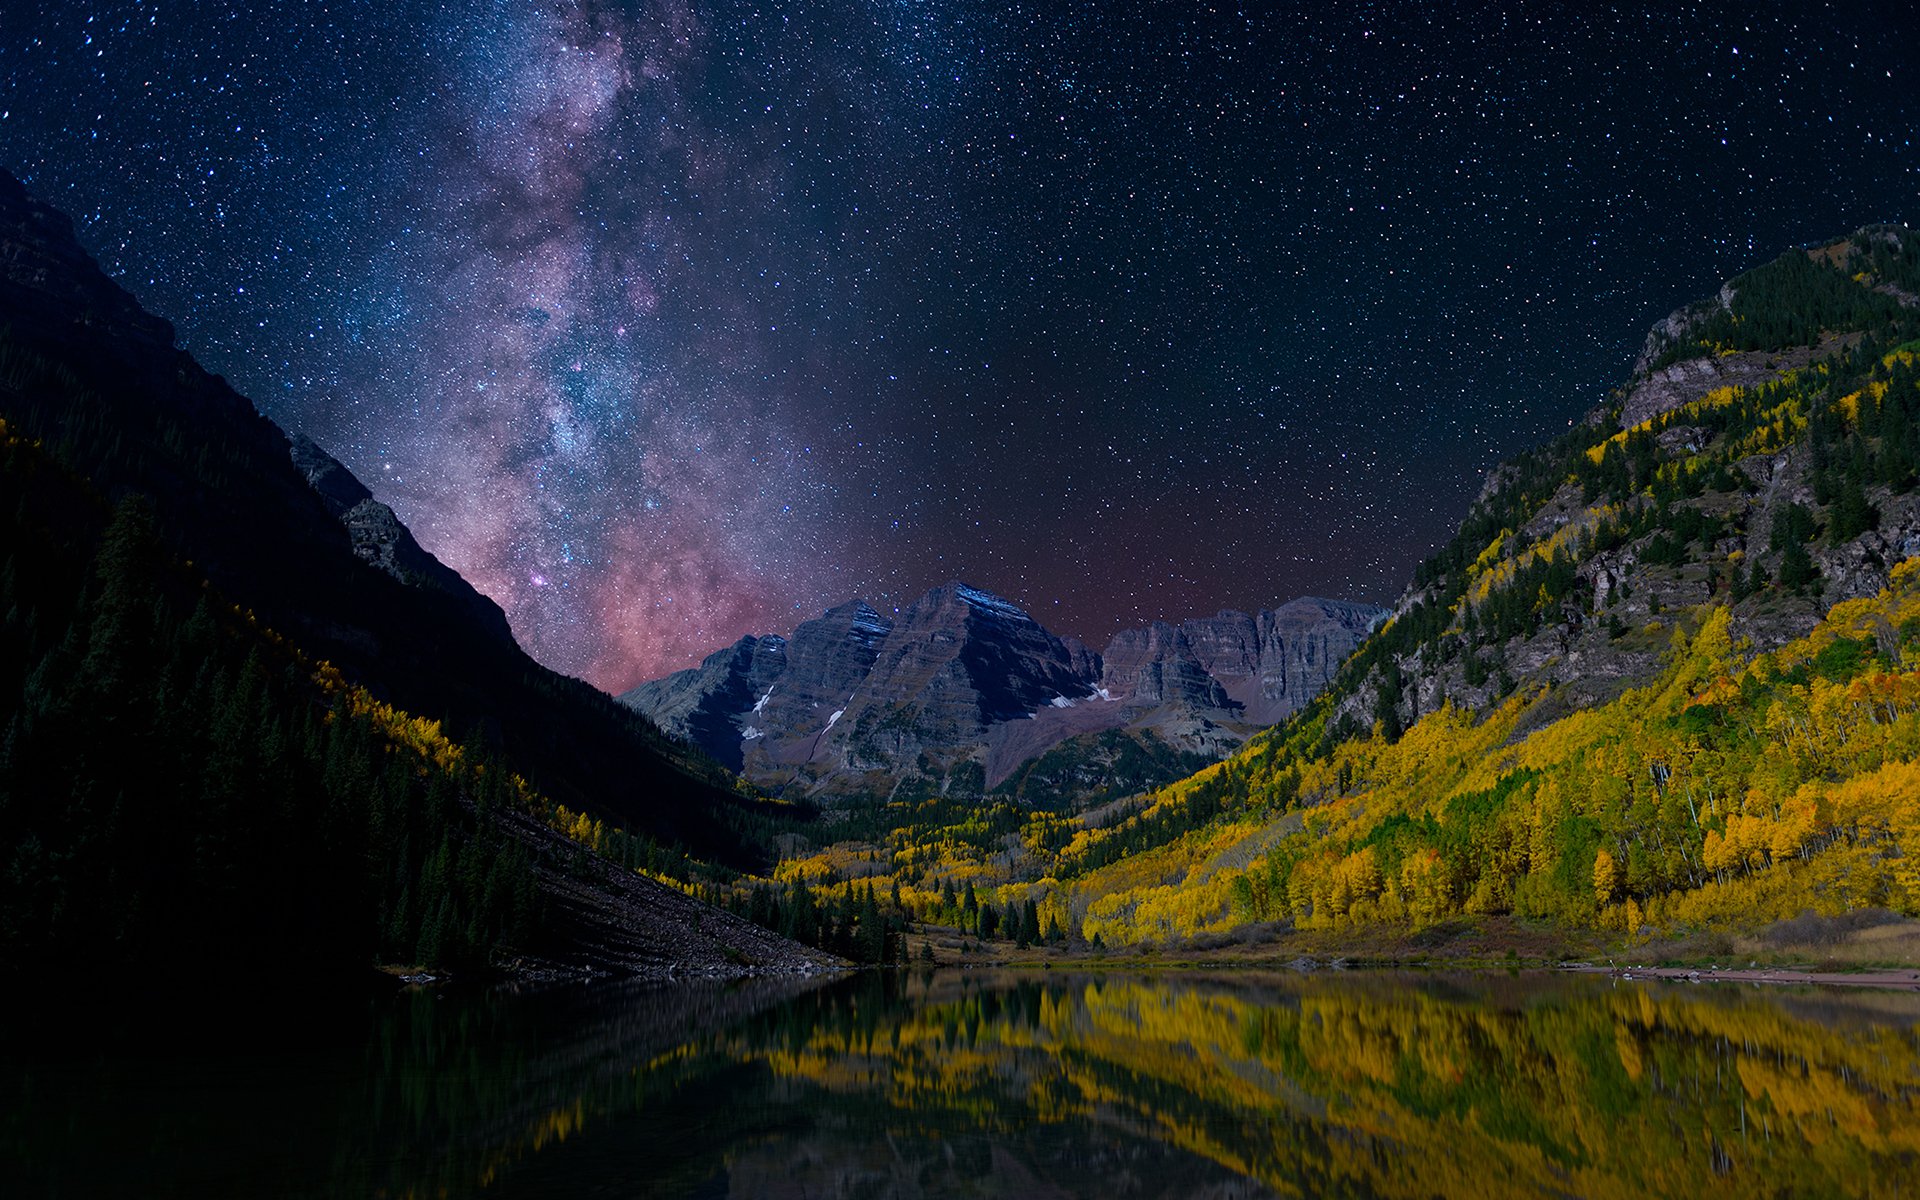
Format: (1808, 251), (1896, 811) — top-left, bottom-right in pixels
(955, 583), (1030, 621)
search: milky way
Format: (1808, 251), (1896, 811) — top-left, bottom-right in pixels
(383, 3), (824, 688)
(3, 2), (1916, 690)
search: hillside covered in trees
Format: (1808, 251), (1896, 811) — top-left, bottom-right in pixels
(0, 173), (832, 982)
(710, 226), (1920, 956)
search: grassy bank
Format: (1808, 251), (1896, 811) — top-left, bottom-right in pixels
(909, 909), (1920, 974)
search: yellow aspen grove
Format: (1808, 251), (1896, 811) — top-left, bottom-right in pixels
(1593, 847), (1619, 905)
(1035, 549), (1920, 947)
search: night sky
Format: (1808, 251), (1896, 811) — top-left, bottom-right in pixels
(2, 3), (1915, 691)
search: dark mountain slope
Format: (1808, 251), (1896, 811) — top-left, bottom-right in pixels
(0, 171), (773, 862)
(0, 172), (827, 980)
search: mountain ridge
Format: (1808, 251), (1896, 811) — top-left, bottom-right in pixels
(621, 581), (1384, 805)
(1330, 226), (1920, 745)
(0, 170), (833, 981)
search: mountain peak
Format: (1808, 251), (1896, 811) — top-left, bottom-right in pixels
(822, 598), (892, 643)
(952, 580), (1028, 614)
(905, 580), (1038, 625)
(623, 585), (1382, 804)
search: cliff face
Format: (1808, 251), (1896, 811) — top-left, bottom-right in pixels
(1176, 598), (1386, 726)
(743, 600), (893, 765)
(622, 583), (1383, 805)
(620, 634), (788, 771)
(828, 584), (1091, 754)
(1100, 621), (1233, 710)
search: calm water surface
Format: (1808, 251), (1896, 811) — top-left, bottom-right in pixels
(9, 968), (1920, 1198)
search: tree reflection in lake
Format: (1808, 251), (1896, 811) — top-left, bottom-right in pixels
(9, 970), (1920, 1197)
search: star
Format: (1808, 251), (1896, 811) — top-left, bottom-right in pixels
(0, 1), (1912, 689)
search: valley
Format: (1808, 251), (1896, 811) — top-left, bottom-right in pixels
(662, 226), (1920, 972)
(10, 165), (1920, 981)
(8, 7), (1920, 1197)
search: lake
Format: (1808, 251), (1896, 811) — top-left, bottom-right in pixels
(8, 968), (1920, 1197)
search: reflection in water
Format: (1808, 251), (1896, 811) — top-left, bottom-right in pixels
(8, 970), (1920, 1197)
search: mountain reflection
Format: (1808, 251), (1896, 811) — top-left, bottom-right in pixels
(11, 971), (1920, 1197)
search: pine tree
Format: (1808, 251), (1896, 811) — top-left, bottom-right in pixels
(1778, 540), (1818, 592)
(1828, 470), (1878, 544)
(75, 497), (162, 710)
(858, 883), (886, 963)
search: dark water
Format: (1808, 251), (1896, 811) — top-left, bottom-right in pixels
(9, 969), (1920, 1198)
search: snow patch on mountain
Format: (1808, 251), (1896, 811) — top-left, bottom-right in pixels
(956, 583), (1031, 621)
(847, 603), (892, 641)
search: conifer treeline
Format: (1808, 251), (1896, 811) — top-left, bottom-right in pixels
(918, 877), (1057, 947)
(1652, 230), (1918, 368)
(718, 878), (907, 963)
(702, 872), (1069, 962)
(0, 430), (541, 977)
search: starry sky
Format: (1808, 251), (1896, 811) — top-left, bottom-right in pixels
(2, 2), (1915, 691)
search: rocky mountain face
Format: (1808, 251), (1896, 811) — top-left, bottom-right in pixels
(750, 600), (893, 750)
(620, 634), (789, 772)
(1319, 225), (1920, 743)
(621, 584), (1383, 805)
(289, 434), (513, 640)
(1100, 621), (1234, 711)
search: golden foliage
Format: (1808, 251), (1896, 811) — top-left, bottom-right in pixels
(1058, 559), (1920, 945)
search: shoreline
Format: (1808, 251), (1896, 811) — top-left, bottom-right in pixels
(923, 955), (1920, 989)
(1564, 962), (1920, 990)
(377, 953), (1920, 994)
(911, 911), (1920, 987)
